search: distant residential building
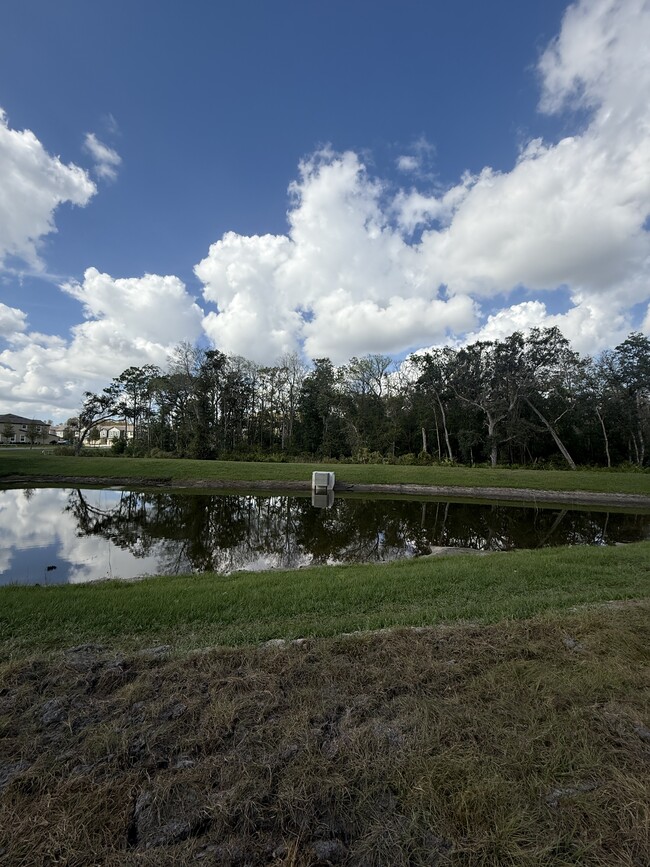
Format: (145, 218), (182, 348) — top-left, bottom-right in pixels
(50, 423), (70, 441)
(47, 419), (135, 447)
(0, 414), (54, 445)
(84, 420), (134, 447)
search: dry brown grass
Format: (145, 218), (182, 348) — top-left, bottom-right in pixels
(1, 602), (649, 866)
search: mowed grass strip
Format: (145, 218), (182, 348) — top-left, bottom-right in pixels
(1, 601), (648, 865)
(1, 450), (650, 495)
(2, 542), (649, 654)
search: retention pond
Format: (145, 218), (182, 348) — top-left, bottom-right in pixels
(1, 486), (649, 585)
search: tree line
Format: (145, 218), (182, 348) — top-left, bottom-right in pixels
(70, 328), (650, 468)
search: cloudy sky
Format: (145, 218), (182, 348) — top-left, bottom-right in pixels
(1, 0), (649, 422)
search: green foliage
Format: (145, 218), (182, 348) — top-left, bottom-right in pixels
(65, 331), (650, 468)
(1, 421), (14, 442)
(54, 446), (78, 456)
(110, 436), (127, 454)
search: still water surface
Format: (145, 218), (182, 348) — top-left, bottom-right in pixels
(1, 486), (649, 585)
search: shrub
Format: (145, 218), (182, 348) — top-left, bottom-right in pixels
(396, 453), (416, 465)
(110, 437), (127, 455)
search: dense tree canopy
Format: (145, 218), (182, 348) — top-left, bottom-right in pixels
(77, 330), (650, 468)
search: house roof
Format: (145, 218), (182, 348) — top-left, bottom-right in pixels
(93, 420), (130, 429)
(0, 413), (48, 427)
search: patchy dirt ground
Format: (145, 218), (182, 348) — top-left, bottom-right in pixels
(1, 602), (649, 866)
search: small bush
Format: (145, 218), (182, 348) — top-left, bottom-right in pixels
(396, 453), (416, 465)
(616, 461), (649, 473)
(110, 437), (127, 455)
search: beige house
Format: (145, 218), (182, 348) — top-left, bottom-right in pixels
(0, 414), (54, 445)
(84, 420), (134, 447)
(49, 423), (70, 442)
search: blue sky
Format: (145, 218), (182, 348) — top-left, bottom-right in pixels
(0, 0), (649, 421)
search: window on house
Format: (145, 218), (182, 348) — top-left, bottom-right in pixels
(20, 424), (27, 431)
(20, 436), (26, 443)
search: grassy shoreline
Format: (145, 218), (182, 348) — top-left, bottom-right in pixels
(2, 454), (648, 657)
(1, 449), (650, 496)
(2, 542), (649, 656)
(2, 456), (649, 865)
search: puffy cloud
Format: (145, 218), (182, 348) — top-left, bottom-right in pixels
(198, 232), (299, 360)
(395, 136), (435, 177)
(0, 303), (27, 337)
(195, 0), (649, 363)
(196, 150), (475, 364)
(393, 173), (475, 234)
(62, 267), (203, 348)
(396, 155), (419, 173)
(303, 291), (476, 360)
(0, 268), (204, 418)
(418, 130), (650, 299)
(416, 0), (650, 319)
(0, 108), (96, 269)
(83, 132), (121, 181)
(462, 299), (631, 356)
(406, 0), (650, 306)
(538, 0), (650, 117)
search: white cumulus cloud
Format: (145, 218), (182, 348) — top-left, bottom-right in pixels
(196, 0), (649, 364)
(461, 298), (632, 356)
(0, 108), (96, 270)
(0, 303), (27, 337)
(0, 268), (204, 419)
(395, 136), (435, 177)
(196, 149), (477, 364)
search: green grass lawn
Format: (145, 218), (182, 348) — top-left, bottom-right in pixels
(2, 542), (649, 654)
(1, 449), (649, 495)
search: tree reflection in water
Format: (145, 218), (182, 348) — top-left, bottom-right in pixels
(64, 489), (650, 578)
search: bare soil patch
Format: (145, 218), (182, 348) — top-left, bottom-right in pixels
(1, 602), (648, 865)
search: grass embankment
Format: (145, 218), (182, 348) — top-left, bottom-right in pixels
(2, 543), (649, 655)
(2, 458), (649, 864)
(1, 601), (648, 865)
(1, 449), (650, 496)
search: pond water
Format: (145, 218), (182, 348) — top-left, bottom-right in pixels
(1, 486), (649, 585)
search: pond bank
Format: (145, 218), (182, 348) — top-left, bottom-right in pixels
(1, 601), (648, 866)
(3, 541), (649, 653)
(4, 473), (650, 508)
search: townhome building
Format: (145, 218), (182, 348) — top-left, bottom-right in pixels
(84, 420), (134, 447)
(0, 414), (54, 445)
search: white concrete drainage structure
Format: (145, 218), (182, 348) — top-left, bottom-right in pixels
(311, 471), (335, 508)
(312, 471), (335, 491)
